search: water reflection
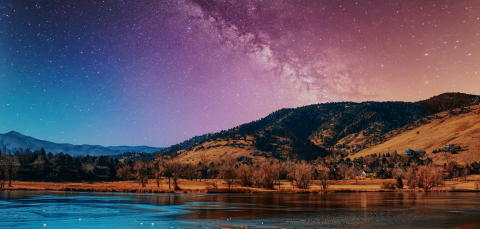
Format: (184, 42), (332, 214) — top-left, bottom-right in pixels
(1, 191), (480, 228)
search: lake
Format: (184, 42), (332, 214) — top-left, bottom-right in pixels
(1, 191), (480, 228)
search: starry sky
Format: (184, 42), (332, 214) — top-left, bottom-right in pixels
(1, 0), (479, 147)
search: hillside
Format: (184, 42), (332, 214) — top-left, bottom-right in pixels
(0, 131), (164, 156)
(349, 104), (480, 165)
(161, 92), (480, 163)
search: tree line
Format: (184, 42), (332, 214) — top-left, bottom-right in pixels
(2, 146), (480, 191)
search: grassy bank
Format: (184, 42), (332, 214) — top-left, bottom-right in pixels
(2, 176), (480, 193)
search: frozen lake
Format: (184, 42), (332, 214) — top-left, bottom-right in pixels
(1, 191), (480, 228)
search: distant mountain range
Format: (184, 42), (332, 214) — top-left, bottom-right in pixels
(0, 131), (164, 156)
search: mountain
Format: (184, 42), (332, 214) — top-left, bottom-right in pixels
(0, 131), (164, 156)
(161, 92), (480, 163)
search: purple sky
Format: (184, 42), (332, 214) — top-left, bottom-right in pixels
(1, 0), (479, 147)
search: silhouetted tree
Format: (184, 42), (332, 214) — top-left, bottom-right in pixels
(396, 177), (404, 189)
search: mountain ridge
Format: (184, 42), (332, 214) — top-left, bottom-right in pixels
(161, 92), (480, 162)
(0, 131), (164, 156)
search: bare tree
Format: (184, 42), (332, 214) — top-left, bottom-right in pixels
(266, 162), (280, 189)
(170, 161), (182, 190)
(290, 162), (313, 189)
(252, 162), (280, 190)
(237, 164), (253, 187)
(461, 167), (469, 181)
(407, 167), (417, 189)
(183, 163), (198, 181)
(392, 168), (405, 179)
(315, 164), (329, 189)
(153, 156), (165, 188)
(161, 160), (183, 190)
(446, 160), (459, 180)
(337, 163), (349, 180)
(346, 167), (360, 185)
(134, 160), (149, 187)
(282, 161), (296, 184)
(218, 156), (237, 189)
(414, 165), (444, 191)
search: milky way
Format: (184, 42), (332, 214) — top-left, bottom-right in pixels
(0, 0), (479, 147)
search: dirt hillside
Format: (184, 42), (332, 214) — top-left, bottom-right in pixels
(350, 105), (480, 165)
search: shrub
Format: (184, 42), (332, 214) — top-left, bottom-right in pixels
(382, 181), (396, 189)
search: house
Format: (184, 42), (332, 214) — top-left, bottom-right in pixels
(416, 150), (426, 155)
(404, 148), (415, 156)
(442, 173), (450, 179)
(404, 148), (426, 156)
(361, 171), (374, 177)
(445, 144), (456, 151)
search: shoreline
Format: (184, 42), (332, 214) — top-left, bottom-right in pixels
(2, 179), (479, 194)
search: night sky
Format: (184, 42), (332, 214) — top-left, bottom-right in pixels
(1, 0), (479, 147)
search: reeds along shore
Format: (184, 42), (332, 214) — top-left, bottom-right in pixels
(3, 177), (480, 194)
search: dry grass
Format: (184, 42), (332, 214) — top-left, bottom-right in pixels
(349, 105), (480, 165)
(6, 179), (208, 193)
(174, 137), (277, 164)
(4, 177), (476, 193)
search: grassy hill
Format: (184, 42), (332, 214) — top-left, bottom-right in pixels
(160, 92), (480, 163)
(349, 104), (480, 166)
